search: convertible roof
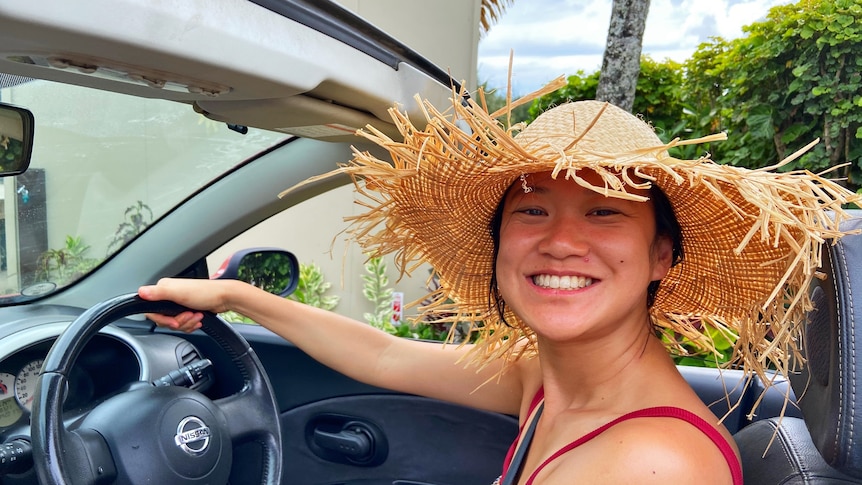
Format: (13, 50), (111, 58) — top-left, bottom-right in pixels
(0, 0), (457, 142)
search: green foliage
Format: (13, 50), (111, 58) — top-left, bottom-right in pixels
(38, 235), (100, 285)
(516, 0), (862, 193)
(38, 202), (154, 286)
(527, 57), (684, 140)
(415, 270), (477, 343)
(391, 319), (452, 341)
(664, 327), (735, 368)
(288, 262), (340, 310)
(219, 310), (256, 324)
(359, 258), (470, 341)
(362, 256), (395, 330)
(528, 70), (600, 121)
(237, 252), (296, 296)
(631, 57), (685, 139)
(221, 261), (339, 324)
(107, 201), (153, 254)
(682, 0), (862, 189)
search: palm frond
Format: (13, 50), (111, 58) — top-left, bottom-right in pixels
(480, 0), (514, 36)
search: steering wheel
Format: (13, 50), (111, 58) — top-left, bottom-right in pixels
(30, 293), (283, 485)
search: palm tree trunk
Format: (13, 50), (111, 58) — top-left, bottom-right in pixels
(596, 0), (651, 112)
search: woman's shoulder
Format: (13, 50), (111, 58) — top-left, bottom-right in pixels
(539, 408), (738, 484)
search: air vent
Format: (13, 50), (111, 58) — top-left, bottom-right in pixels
(175, 341), (202, 367)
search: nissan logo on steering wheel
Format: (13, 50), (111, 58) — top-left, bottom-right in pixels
(174, 416), (211, 455)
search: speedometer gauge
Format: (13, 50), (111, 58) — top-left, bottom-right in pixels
(0, 372), (23, 427)
(14, 359), (43, 412)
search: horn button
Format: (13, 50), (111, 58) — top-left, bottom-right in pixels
(80, 385), (232, 484)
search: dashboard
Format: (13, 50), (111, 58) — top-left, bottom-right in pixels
(0, 315), (206, 450)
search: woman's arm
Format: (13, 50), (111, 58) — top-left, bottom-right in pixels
(139, 278), (526, 415)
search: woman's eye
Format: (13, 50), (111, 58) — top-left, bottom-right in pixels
(520, 208), (545, 216)
(590, 208), (619, 217)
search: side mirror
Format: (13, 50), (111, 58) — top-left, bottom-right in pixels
(212, 248), (300, 297)
(0, 103), (34, 177)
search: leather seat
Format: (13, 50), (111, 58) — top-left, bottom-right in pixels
(734, 214), (862, 483)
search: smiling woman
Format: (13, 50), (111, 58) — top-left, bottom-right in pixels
(142, 86), (861, 484)
(1, 1), (861, 484)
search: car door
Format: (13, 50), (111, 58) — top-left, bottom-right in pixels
(173, 324), (517, 485)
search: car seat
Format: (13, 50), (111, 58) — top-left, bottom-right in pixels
(734, 213), (862, 483)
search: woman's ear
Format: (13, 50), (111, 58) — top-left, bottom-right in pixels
(651, 234), (674, 281)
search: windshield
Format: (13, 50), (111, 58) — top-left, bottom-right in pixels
(0, 75), (287, 302)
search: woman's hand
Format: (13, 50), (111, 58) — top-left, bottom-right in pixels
(138, 278), (238, 332)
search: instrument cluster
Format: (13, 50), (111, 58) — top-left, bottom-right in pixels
(0, 359), (42, 428)
(0, 336), (140, 433)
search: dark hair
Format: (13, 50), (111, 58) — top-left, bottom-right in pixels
(488, 194), (509, 325)
(647, 184), (684, 307)
(487, 183), (684, 326)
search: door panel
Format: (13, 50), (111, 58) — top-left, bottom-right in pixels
(179, 325), (517, 485)
(282, 395), (516, 484)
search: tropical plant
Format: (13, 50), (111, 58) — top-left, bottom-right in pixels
(38, 235), (100, 285)
(417, 270), (477, 343)
(479, 0), (514, 36)
(663, 326), (735, 368)
(392, 318), (452, 341)
(107, 200), (153, 254)
(362, 256), (395, 330)
(288, 262), (340, 311)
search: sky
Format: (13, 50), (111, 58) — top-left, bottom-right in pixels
(477, 0), (792, 95)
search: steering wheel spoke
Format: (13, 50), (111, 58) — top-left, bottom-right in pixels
(66, 428), (118, 485)
(217, 388), (272, 441)
(33, 373), (117, 485)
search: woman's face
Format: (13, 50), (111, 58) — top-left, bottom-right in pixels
(495, 171), (673, 343)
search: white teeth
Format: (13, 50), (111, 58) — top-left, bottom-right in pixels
(532, 274), (593, 289)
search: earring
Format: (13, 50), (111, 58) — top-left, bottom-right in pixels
(520, 174), (533, 193)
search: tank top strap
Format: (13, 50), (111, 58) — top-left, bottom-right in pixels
(523, 406), (742, 485)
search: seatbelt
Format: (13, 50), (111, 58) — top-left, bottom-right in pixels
(501, 402), (544, 485)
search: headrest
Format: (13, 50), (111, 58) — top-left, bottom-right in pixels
(791, 211), (862, 477)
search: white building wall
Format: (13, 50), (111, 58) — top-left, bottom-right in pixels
(210, 1), (482, 323)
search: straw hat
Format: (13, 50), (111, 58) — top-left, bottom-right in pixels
(282, 89), (860, 408)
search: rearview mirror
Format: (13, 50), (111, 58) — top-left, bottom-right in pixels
(212, 248), (300, 297)
(0, 103), (33, 177)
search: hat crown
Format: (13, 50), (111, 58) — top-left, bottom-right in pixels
(514, 101), (663, 157)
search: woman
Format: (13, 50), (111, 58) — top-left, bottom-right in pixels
(140, 99), (859, 484)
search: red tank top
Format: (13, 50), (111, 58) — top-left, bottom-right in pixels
(498, 388), (743, 485)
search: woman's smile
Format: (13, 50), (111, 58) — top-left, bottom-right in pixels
(530, 273), (596, 290)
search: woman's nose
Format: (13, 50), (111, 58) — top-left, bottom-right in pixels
(537, 216), (591, 259)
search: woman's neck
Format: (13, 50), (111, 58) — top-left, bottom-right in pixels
(536, 327), (672, 415)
